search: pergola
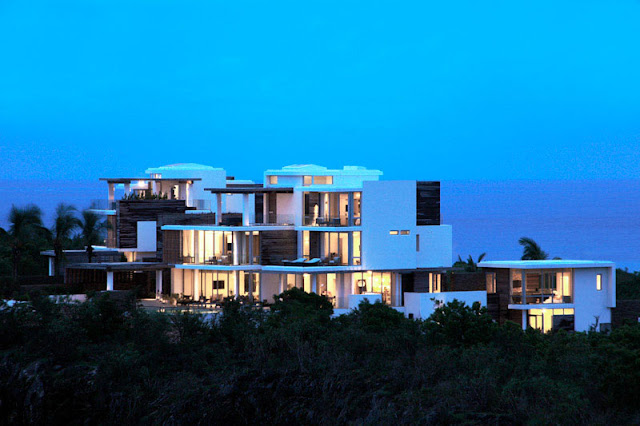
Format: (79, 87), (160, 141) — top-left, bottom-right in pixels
(67, 262), (171, 297)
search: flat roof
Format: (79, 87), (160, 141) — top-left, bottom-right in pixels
(205, 187), (294, 194)
(479, 260), (615, 269)
(100, 178), (201, 183)
(264, 164), (383, 177)
(66, 262), (170, 271)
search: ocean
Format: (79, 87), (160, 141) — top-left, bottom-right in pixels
(1, 179), (639, 271)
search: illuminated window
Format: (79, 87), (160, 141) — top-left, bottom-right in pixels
(596, 274), (602, 291)
(303, 176), (312, 186)
(389, 230), (399, 235)
(400, 230), (410, 235)
(314, 176), (333, 185)
(269, 176), (278, 185)
(486, 272), (496, 293)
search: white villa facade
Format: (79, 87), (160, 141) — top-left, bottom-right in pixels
(159, 164), (452, 313)
(74, 162), (616, 331)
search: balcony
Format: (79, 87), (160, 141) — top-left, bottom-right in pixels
(188, 199), (211, 211)
(89, 199), (117, 211)
(252, 214), (295, 226)
(303, 215), (358, 227)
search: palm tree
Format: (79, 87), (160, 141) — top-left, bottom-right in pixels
(79, 208), (106, 263)
(519, 237), (549, 260)
(51, 203), (80, 276)
(7, 204), (46, 280)
(453, 252), (487, 272)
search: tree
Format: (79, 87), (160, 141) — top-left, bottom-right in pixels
(453, 252), (486, 272)
(79, 208), (105, 263)
(7, 204), (46, 279)
(51, 203), (80, 276)
(519, 237), (549, 260)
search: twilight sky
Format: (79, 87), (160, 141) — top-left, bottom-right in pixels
(1, 0), (639, 182)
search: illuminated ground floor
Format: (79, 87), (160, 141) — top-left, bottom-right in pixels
(169, 268), (404, 309)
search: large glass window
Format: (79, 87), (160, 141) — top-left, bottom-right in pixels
(486, 272), (496, 293)
(314, 176), (333, 185)
(511, 269), (573, 304)
(528, 308), (575, 333)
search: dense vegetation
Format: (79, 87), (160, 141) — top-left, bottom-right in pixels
(2, 289), (640, 424)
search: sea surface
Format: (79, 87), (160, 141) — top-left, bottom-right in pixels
(1, 179), (639, 271)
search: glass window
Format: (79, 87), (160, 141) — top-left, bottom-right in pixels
(353, 231), (361, 265)
(486, 272), (496, 293)
(269, 175), (278, 185)
(314, 176), (333, 185)
(303, 176), (312, 186)
(597, 274), (602, 291)
(400, 230), (410, 235)
(389, 230), (399, 235)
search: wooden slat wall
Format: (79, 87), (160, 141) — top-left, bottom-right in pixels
(416, 181), (441, 226)
(260, 230), (298, 265)
(117, 200), (188, 249)
(485, 268), (514, 325)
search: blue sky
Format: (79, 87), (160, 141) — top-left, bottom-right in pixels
(1, 0), (639, 182)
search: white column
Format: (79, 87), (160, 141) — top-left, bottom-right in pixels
(394, 273), (402, 307)
(108, 183), (115, 201)
(234, 271), (240, 298)
(348, 192), (354, 226)
(193, 270), (200, 301)
(297, 231), (304, 258)
(242, 193), (251, 226)
(124, 182), (131, 196)
(257, 273), (262, 302)
(311, 274), (317, 293)
(178, 183), (187, 200)
(263, 193), (269, 224)
(233, 232), (240, 265)
(279, 274), (285, 294)
(348, 232), (354, 265)
(522, 311), (527, 330)
(106, 271), (114, 291)
(48, 257), (55, 277)
(155, 270), (163, 299)
(216, 194), (223, 224)
(248, 232), (253, 264)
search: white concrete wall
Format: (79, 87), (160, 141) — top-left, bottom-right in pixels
(404, 291), (487, 320)
(171, 268), (184, 295)
(348, 293), (382, 309)
(573, 267), (615, 331)
(361, 181), (418, 270)
(137, 221), (157, 252)
(416, 225), (453, 268)
(261, 273), (281, 303)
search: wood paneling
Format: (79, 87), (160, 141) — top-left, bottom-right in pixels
(260, 230), (298, 265)
(416, 181), (440, 226)
(485, 268), (512, 325)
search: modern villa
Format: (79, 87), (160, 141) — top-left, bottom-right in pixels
(58, 163), (616, 332)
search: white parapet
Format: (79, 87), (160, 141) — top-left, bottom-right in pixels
(404, 291), (487, 320)
(348, 293), (382, 310)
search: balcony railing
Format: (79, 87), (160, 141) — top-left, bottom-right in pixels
(188, 199), (212, 211)
(303, 215), (352, 227)
(252, 214), (295, 226)
(90, 199), (117, 210)
(165, 251), (261, 266)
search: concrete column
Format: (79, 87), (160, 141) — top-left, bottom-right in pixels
(242, 193), (251, 225)
(124, 183), (131, 196)
(257, 273), (262, 302)
(279, 274), (285, 294)
(233, 232), (240, 265)
(155, 270), (163, 299)
(348, 232), (354, 265)
(106, 271), (114, 291)
(522, 311), (527, 330)
(216, 194), (223, 224)
(108, 183), (115, 201)
(248, 232), (253, 264)
(263, 193), (269, 224)
(48, 257), (55, 277)
(348, 192), (354, 226)
(394, 273), (402, 307)
(234, 271), (240, 298)
(178, 183), (187, 200)
(193, 270), (200, 301)
(297, 231), (304, 258)
(311, 274), (317, 293)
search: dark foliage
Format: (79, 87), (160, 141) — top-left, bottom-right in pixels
(2, 292), (640, 424)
